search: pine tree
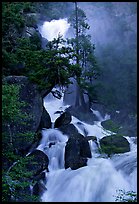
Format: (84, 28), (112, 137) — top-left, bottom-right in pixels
(68, 2), (100, 101)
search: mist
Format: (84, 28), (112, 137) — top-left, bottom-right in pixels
(76, 2), (137, 112)
(37, 2), (137, 113)
(78, 2), (137, 52)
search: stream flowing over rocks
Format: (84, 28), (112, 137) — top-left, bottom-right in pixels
(33, 84), (137, 202)
(2, 3), (137, 202)
(3, 76), (137, 201)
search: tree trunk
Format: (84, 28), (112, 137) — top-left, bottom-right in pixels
(75, 2), (79, 65)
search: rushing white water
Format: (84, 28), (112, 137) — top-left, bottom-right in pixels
(43, 88), (70, 123)
(39, 18), (70, 41)
(37, 88), (137, 202)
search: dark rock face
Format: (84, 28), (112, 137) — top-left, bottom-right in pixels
(76, 122), (88, 136)
(58, 124), (79, 137)
(99, 135), (130, 156)
(32, 180), (47, 197)
(63, 78), (98, 124)
(3, 76), (43, 152)
(54, 111), (72, 128)
(27, 149), (49, 176)
(37, 106), (52, 130)
(66, 106), (96, 125)
(63, 77), (90, 111)
(64, 133), (92, 170)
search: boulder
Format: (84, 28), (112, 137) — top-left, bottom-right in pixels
(37, 106), (52, 130)
(64, 133), (92, 170)
(66, 106), (96, 125)
(27, 149), (49, 177)
(54, 111), (72, 128)
(3, 76), (43, 153)
(76, 122), (89, 136)
(79, 134), (92, 158)
(58, 124), (79, 137)
(99, 135), (130, 156)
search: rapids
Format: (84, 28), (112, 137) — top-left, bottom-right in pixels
(36, 88), (137, 202)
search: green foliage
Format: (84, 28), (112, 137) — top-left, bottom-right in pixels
(2, 83), (39, 201)
(18, 35), (81, 91)
(30, 32), (42, 50)
(68, 3), (100, 100)
(2, 4), (82, 91)
(2, 2), (37, 76)
(68, 6), (90, 34)
(2, 157), (39, 202)
(2, 84), (23, 123)
(115, 189), (137, 202)
(17, 132), (35, 143)
(2, 84), (27, 165)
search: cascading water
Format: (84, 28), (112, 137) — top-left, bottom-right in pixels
(35, 87), (137, 202)
(38, 18), (70, 41)
(33, 13), (137, 201)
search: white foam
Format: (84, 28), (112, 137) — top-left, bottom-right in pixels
(39, 18), (70, 41)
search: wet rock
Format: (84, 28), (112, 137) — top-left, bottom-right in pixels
(86, 136), (97, 142)
(37, 106), (52, 130)
(27, 149), (49, 175)
(51, 89), (62, 99)
(66, 106), (96, 125)
(33, 180), (47, 197)
(58, 124), (79, 138)
(54, 111), (72, 128)
(76, 122), (88, 136)
(65, 133), (92, 170)
(54, 110), (64, 115)
(99, 135), (130, 156)
(63, 77), (90, 111)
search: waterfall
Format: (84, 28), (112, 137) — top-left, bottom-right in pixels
(36, 87), (137, 202)
(38, 19), (70, 41)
